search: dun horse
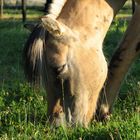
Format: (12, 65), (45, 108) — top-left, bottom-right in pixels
(24, 0), (140, 126)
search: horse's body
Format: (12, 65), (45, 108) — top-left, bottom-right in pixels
(24, 0), (140, 126)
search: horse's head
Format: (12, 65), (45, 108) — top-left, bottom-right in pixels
(41, 17), (79, 126)
(41, 16), (76, 79)
(24, 14), (108, 127)
(24, 17), (79, 126)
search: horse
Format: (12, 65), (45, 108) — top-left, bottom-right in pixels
(24, 0), (140, 126)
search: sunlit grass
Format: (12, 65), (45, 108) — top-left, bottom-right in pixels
(2, 8), (43, 20)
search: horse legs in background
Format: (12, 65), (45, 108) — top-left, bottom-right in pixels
(97, 3), (140, 120)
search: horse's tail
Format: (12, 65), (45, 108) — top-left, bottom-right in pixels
(23, 24), (45, 85)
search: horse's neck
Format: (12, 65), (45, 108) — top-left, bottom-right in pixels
(58, 0), (126, 47)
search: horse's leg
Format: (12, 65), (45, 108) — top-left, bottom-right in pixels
(98, 4), (140, 120)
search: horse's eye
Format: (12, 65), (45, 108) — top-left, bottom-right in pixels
(57, 64), (66, 73)
(52, 64), (67, 75)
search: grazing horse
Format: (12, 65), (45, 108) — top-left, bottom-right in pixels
(24, 0), (140, 126)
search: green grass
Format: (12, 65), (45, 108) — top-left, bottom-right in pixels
(0, 7), (140, 140)
(2, 7), (44, 20)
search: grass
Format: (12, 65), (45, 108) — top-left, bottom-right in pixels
(2, 7), (44, 20)
(117, 0), (132, 19)
(0, 5), (140, 140)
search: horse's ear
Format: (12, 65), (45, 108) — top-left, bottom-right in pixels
(41, 16), (77, 42)
(41, 16), (63, 37)
(24, 23), (36, 32)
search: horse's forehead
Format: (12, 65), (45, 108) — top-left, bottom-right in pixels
(45, 40), (69, 55)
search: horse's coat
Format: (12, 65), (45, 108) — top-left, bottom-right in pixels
(24, 0), (140, 126)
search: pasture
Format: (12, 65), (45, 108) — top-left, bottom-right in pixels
(0, 5), (140, 140)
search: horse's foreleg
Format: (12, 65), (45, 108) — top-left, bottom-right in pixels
(97, 4), (140, 120)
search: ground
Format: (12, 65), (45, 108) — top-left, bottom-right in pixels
(0, 4), (139, 140)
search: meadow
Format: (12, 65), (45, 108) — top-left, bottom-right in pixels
(0, 5), (140, 140)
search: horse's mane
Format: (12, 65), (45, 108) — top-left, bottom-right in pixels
(23, 24), (45, 84)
